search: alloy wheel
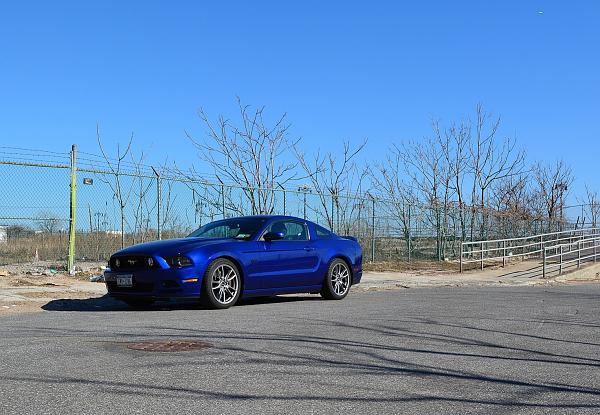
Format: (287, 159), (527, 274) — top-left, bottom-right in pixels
(211, 264), (239, 305)
(331, 262), (350, 296)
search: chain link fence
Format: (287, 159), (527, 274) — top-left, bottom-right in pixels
(0, 146), (588, 268)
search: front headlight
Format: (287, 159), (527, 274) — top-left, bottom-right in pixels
(164, 256), (193, 268)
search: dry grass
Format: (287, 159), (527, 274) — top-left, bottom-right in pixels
(364, 260), (458, 273)
(0, 234), (68, 265)
(0, 232), (187, 265)
(2, 233), (470, 275)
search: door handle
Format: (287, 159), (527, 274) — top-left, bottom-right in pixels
(304, 247), (315, 251)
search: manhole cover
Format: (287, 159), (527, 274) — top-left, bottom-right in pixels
(126, 340), (213, 352)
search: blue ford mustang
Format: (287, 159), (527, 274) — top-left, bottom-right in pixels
(104, 215), (362, 309)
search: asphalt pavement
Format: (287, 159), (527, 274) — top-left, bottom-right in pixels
(1, 285), (599, 414)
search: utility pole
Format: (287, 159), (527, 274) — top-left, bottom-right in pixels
(152, 167), (161, 240)
(67, 145), (77, 275)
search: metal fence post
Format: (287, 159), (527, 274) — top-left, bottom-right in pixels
(282, 189), (286, 216)
(336, 195), (340, 235)
(303, 190), (307, 220)
(371, 197), (376, 263)
(502, 240), (507, 267)
(152, 167), (161, 240)
(595, 237), (597, 263)
(331, 194), (335, 233)
(67, 144), (77, 275)
(569, 232), (573, 253)
(480, 241), (484, 271)
(578, 240), (581, 268)
(559, 245), (563, 275)
(407, 204), (412, 263)
(459, 242), (463, 273)
(221, 183), (226, 219)
(276, 183), (286, 216)
(542, 247), (546, 279)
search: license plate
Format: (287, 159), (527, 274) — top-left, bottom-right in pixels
(116, 274), (133, 287)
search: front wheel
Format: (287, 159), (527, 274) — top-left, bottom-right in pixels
(321, 259), (351, 300)
(201, 258), (242, 309)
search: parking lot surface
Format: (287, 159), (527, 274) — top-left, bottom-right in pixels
(1, 285), (599, 414)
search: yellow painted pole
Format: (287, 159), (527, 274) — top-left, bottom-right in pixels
(67, 145), (77, 275)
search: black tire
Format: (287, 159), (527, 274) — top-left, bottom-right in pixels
(320, 258), (351, 300)
(123, 298), (154, 308)
(201, 258), (242, 309)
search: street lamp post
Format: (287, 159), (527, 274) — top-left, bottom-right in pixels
(298, 185), (311, 220)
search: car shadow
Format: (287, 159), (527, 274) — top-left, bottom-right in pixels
(41, 294), (322, 312)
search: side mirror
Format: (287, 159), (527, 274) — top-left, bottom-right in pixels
(264, 231), (284, 242)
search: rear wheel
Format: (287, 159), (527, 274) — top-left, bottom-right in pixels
(201, 258), (241, 309)
(320, 259), (351, 300)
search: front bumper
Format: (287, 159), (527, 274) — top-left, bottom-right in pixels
(104, 266), (203, 300)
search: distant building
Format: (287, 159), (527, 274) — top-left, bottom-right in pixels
(0, 226), (7, 243)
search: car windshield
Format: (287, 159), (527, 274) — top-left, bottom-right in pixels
(187, 217), (267, 241)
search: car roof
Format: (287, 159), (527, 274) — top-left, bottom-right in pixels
(206, 215), (335, 234)
(227, 214), (307, 222)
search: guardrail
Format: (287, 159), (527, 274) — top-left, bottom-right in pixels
(459, 228), (600, 272)
(543, 236), (600, 278)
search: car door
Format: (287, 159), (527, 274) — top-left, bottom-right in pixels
(254, 219), (319, 288)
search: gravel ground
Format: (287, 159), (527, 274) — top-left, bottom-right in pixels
(0, 285), (599, 414)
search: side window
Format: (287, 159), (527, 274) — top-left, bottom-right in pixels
(201, 225), (229, 238)
(315, 224), (333, 239)
(264, 220), (308, 241)
(200, 224), (242, 239)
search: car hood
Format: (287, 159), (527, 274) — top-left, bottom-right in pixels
(112, 237), (239, 257)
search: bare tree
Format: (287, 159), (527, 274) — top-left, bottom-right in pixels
(295, 140), (367, 231)
(96, 125), (135, 248)
(36, 211), (61, 234)
(533, 160), (573, 232)
(185, 98), (298, 216)
(375, 105), (528, 260)
(468, 104), (525, 239)
(490, 174), (536, 236)
(334, 165), (370, 236)
(371, 150), (417, 256)
(442, 120), (471, 242)
(395, 136), (453, 260)
(432, 120), (458, 257)
(583, 185), (600, 228)
(160, 178), (184, 236)
(130, 152), (156, 244)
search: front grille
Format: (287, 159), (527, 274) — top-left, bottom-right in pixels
(106, 281), (154, 293)
(110, 255), (155, 271)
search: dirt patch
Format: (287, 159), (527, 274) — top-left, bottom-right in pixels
(0, 262), (108, 315)
(6, 278), (67, 287)
(18, 291), (101, 299)
(0, 260), (105, 280)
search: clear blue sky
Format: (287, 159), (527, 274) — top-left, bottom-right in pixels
(1, 1), (599, 202)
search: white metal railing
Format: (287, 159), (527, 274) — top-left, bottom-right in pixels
(542, 236), (600, 278)
(459, 228), (600, 272)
